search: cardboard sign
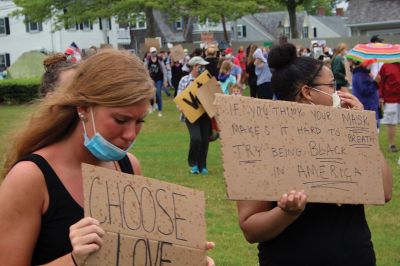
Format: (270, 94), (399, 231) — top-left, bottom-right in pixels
(170, 45), (185, 62)
(82, 164), (207, 265)
(201, 32), (214, 44)
(196, 77), (223, 118)
(174, 71), (212, 123)
(144, 38), (161, 52)
(214, 95), (385, 205)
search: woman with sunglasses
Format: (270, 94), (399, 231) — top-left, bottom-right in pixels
(237, 43), (392, 266)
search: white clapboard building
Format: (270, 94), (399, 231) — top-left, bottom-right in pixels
(0, 0), (130, 68)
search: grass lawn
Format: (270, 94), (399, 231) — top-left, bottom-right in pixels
(0, 94), (399, 265)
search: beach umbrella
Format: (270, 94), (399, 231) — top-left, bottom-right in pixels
(346, 43), (400, 63)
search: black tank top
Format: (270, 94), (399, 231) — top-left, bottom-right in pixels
(258, 203), (376, 266)
(18, 154), (134, 265)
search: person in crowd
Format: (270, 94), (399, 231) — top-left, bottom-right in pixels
(171, 59), (184, 97)
(0, 49), (215, 266)
(230, 84), (242, 96)
(181, 48), (191, 75)
(377, 62), (400, 152)
(237, 43), (392, 266)
(236, 46), (247, 83)
(331, 42), (350, 92)
(144, 47), (169, 117)
(253, 48), (273, 99)
(204, 45), (220, 79)
(160, 50), (173, 94)
(225, 54), (242, 87)
(218, 61), (237, 95)
(370, 35), (385, 80)
(352, 59), (380, 129)
(39, 53), (78, 97)
(246, 44), (258, 98)
(177, 56), (211, 175)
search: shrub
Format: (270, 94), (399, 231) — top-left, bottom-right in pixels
(0, 77), (40, 104)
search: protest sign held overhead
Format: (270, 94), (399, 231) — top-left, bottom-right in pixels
(82, 164), (207, 266)
(170, 44), (185, 62)
(174, 71), (212, 123)
(214, 95), (385, 205)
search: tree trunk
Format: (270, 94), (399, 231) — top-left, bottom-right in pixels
(145, 7), (155, 37)
(286, 0), (299, 39)
(221, 13), (229, 44)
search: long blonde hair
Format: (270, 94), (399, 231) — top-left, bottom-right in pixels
(2, 49), (154, 176)
(332, 42), (347, 61)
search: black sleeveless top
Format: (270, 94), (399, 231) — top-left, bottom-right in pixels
(258, 203), (376, 266)
(18, 154), (134, 265)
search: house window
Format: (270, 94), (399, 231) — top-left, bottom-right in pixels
(303, 26), (309, 38)
(25, 16), (43, 33)
(80, 20), (92, 31)
(131, 13), (146, 30)
(174, 17), (183, 30)
(237, 25), (247, 38)
(0, 17), (10, 35)
(0, 53), (10, 68)
(28, 22), (39, 32)
(284, 26), (291, 38)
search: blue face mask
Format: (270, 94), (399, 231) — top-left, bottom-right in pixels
(82, 108), (134, 161)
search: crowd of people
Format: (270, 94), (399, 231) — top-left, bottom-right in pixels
(0, 35), (397, 265)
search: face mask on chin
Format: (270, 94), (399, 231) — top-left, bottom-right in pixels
(81, 107), (134, 161)
(310, 88), (341, 108)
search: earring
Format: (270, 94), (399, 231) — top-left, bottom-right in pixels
(78, 112), (86, 120)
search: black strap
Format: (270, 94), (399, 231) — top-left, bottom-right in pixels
(117, 155), (134, 175)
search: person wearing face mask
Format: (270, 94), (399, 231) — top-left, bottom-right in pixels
(0, 50), (216, 266)
(237, 43), (392, 266)
(176, 56), (212, 174)
(253, 48), (273, 99)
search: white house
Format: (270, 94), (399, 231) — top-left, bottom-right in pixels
(0, 0), (126, 67)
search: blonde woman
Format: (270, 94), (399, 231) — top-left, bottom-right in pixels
(218, 60), (236, 94)
(331, 42), (350, 92)
(0, 50), (215, 266)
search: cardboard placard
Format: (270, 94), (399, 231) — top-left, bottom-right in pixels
(82, 164), (207, 265)
(170, 45), (185, 62)
(196, 77), (223, 118)
(174, 71), (212, 123)
(214, 95), (385, 205)
(144, 38), (161, 52)
(201, 32), (214, 44)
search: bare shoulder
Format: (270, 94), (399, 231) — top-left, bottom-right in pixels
(1, 160), (46, 206)
(126, 152), (142, 175)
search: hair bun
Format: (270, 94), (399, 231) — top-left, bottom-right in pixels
(268, 43), (297, 69)
(43, 53), (67, 70)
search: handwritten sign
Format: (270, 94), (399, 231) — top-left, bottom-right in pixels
(144, 38), (161, 52)
(174, 71), (211, 123)
(196, 77), (223, 118)
(201, 32), (214, 44)
(82, 164), (207, 265)
(170, 45), (185, 62)
(214, 95), (385, 204)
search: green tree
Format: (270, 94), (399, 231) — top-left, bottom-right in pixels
(13, 0), (168, 38)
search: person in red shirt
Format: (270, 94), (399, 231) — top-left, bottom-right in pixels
(235, 46), (247, 83)
(377, 63), (400, 152)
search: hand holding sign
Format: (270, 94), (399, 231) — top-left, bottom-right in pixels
(82, 164), (208, 265)
(214, 95), (384, 205)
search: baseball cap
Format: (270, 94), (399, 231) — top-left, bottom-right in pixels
(149, 47), (157, 53)
(370, 35), (384, 43)
(188, 56), (209, 66)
